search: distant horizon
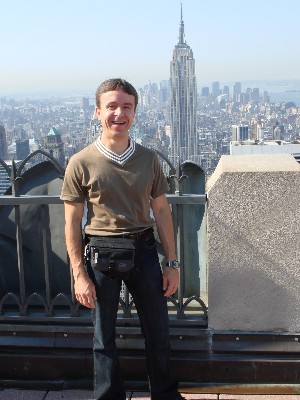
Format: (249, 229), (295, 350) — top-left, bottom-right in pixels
(1, 79), (300, 107)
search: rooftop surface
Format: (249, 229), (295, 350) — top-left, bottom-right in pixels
(1, 390), (300, 400)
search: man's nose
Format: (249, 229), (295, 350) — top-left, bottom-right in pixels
(114, 107), (123, 116)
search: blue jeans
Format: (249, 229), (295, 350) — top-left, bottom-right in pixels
(86, 230), (180, 400)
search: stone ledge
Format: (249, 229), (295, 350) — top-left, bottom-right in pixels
(207, 154), (300, 191)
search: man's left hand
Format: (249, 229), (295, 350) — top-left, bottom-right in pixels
(162, 267), (180, 297)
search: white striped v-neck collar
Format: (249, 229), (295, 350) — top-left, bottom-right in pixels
(95, 137), (136, 166)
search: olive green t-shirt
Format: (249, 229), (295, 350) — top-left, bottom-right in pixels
(60, 141), (169, 236)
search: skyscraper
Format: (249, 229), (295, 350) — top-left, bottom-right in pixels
(44, 127), (65, 166)
(232, 125), (249, 141)
(233, 82), (242, 102)
(16, 139), (30, 160)
(169, 5), (198, 166)
(212, 81), (220, 98)
(0, 125), (8, 160)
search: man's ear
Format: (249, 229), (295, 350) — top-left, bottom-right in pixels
(94, 106), (100, 119)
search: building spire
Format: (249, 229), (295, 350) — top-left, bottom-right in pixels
(178, 3), (185, 45)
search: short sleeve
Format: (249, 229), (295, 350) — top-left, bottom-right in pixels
(60, 156), (86, 202)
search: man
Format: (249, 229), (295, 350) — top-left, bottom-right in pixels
(60, 78), (183, 400)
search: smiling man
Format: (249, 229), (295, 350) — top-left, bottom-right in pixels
(60, 79), (183, 400)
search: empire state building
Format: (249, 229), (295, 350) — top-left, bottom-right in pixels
(169, 6), (198, 166)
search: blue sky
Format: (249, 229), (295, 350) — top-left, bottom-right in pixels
(1, 0), (299, 96)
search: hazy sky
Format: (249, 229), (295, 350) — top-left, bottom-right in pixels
(1, 0), (299, 96)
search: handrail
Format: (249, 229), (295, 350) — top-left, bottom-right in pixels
(0, 193), (207, 205)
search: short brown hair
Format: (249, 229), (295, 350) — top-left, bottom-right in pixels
(95, 78), (138, 110)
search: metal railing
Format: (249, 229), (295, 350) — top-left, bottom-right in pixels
(0, 193), (207, 326)
(0, 151), (208, 328)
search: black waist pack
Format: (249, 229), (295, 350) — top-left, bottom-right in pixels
(86, 236), (136, 273)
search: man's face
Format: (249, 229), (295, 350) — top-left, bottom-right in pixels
(95, 89), (136, 138)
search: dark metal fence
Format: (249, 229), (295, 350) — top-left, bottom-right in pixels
(0, 151), (208, 328)
(0, 193), (207, 324)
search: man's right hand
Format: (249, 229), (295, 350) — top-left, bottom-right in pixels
(74, 270), (97, 309)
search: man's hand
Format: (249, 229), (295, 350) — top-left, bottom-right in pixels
(74, 270), (97, 309)
(162, 267), (180, 297)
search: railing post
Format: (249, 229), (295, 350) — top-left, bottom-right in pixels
(11, 160), (27, 315)
(172, 164), (188, 319)
(41, 204), (52, 315)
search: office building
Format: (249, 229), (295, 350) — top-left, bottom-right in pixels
(201, 87), (209, 97)
(169, 5), (198, 166)
(212, 81), (220, 97)
(232, 125), (249, 141)
(233, 82), (242, 102)
(223, 86), (230, 96)
(0, 164), (10, 195)
(230, 140), (300, 164)
(159, 80), (169, 103)
(0, 125), (8, 160)
(16, 139), (30, 160)
(252, 88), (260, 102)
(81, 97), (89, 111)
(44, 127), (65, 167)
(250, 120), (264, 141)
(273, 124), (284, 140)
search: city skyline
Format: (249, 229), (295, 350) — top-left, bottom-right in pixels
(1, 0), (299, 97)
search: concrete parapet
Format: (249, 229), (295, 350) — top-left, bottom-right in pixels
(207, 154), (300, 331)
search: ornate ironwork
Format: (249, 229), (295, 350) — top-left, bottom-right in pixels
(0, 151), (207, 326)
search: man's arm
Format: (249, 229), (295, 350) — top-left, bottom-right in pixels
(64, 200), (96, 309)
(150, 193), (179, 297)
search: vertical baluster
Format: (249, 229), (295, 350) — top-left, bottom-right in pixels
(174, 163), (187, 319)
(41, 204), (51, 315)
(176, 202), (185, 318)
(15, 205), (26, 315)
(11, 161), (27, 315)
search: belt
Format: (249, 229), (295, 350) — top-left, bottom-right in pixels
(117, 227), (153, 240)
(87, 228), (153, 241)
